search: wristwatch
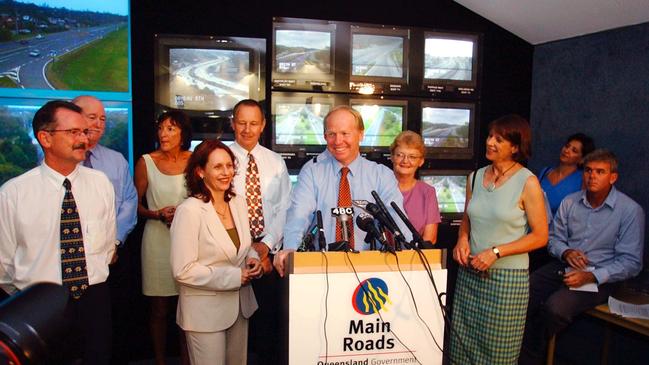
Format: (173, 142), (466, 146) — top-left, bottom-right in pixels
(491, 246), (501, 258)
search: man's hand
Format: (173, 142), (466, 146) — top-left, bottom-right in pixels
(562, 249), (589, 270)
(273, 249), (295, 278)
(252, 242), (273, 275)
(563, 270), (597, 288)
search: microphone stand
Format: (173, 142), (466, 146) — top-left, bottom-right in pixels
(390, 201), (434, 249)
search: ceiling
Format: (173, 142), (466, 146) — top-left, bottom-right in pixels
(454, 0), (649, 44)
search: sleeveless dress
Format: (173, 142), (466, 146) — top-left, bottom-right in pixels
(141, 154), (187, 296)
(450, 166), (534, 365)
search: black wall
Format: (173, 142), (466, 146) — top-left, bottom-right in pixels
(130, 0), (534, 169)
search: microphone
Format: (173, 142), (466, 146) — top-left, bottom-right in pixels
(316, 210), (326, 251)
(298, 223), (318, 252)
(356, 213), (392, 252)
(390, 201), (434, 249)
(329, 207), (354, 252)
(371, 191), (412, 250)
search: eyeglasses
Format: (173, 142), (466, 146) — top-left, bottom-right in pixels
(393, 152), (422, 161)
(44, 128), (90, 138)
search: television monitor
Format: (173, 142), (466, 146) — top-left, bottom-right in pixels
(419, 170), (470, 221)
(272, 18), (336, 91)
(421, 101), (476, 159)
(188, 139), (234, 152)
(350, 26), (409, 87)
(154, 34), (265, 122)
(271, 93), (335, 154)
(349, 98), (407, 153)
(423, 31), (480, 94)
(0, 0), (130, 99)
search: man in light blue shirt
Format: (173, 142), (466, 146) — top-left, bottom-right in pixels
(274, 106), (411, 277)
(73, 96), (138, 250)
(520, 149), (645, 365)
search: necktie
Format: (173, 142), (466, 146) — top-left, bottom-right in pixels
(60, 178), (89, 299)
(83, 150), (92, 168)
(246, 153), (265, 239)
(336, 167), (354, 248)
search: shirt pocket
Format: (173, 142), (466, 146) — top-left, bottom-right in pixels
(83, 220), (107, 254)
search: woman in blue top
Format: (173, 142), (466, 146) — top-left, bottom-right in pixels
(538, 133), (595, 215)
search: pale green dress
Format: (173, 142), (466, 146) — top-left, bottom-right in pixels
(141, 154), (186, 296)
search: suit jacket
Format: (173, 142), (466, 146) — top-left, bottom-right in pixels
(170, 195), (259, 332)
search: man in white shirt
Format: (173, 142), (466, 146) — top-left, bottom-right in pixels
(0, 100), (117, 365)
(229, 99), (291, 365)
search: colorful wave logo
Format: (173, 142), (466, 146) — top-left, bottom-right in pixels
(351, 278), (392, 315)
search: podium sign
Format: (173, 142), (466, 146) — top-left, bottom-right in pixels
(287, 250), (447, 365)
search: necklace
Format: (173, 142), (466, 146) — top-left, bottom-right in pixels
(215, 204), (229, 218)
(487, 162), (518, 192)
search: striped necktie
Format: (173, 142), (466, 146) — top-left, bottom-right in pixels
(60, 178), (89, 299)
(335, 167), (354, 248)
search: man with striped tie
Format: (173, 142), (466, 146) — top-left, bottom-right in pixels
(0, 100), (117, 364)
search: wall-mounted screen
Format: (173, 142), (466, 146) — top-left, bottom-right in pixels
(349, 98), (406, 152)
(0, 98), (132, 185)
(0, 0), (130, 99)
(271, 92), (335, 153)
(423, 31), (479, 95)
(420, 170), (470, 220)
(421, 101), (475, 159)
(350, 26), (409, 86)
(168, 48), (251, 111)
(155, 34), (265, 122)
(272, 18), (336, 91)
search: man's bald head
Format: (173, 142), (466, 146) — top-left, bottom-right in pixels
(72, 95), (106, 149)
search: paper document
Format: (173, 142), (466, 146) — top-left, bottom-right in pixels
(608, 296), (649, 320)
(565, 266), (598, 292)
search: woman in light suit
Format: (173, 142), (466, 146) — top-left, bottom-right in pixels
(170, 139), (262, 365)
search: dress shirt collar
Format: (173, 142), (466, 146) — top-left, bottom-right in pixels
(231, 141), (260, 159)
(40, 162), (81, 191)
(332, 153), (362, 176)
(579, 186), (618, 210)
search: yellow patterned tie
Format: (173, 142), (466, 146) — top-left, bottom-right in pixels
(246, 154), (265, 239)
(60, 178), (89, 299)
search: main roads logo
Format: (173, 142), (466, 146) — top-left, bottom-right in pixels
(351, 278), (392, 315)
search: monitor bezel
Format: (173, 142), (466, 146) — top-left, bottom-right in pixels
(422, 31), (480, 89)
(420, 100), (476, 160)
(419, 169), (471, 221)
(349, 25), (410, 85)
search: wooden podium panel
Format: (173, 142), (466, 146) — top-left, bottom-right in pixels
(288, 249), (444, 274)
(285, 249), (447, 365)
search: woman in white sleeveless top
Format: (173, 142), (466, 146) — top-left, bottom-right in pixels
(134, 110), (192, 365)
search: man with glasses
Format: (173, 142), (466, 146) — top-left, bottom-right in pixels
(275, 106), (411, 276)
(72, 95), (137, 363)
(0, 100), (117, 364)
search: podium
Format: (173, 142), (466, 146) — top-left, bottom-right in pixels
(284, 249), (447, 365)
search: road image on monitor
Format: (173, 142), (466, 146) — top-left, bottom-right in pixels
(424, 38), (473, 81)
(351, 34), (403, 78)
(421, 175), (467, 214)
(275, 30), (331, 74)
(169, 48), (250, 111)
(422, 106), (470, 148)
(351, 103), (403, 147)
(274, 103), (330, 145)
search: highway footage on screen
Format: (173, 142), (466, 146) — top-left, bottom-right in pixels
(424, 38), (473, 81)
(421, 107), (470, 148)
(351, 104), (403, 147)
(274, 103), (330, 145)
(169, 48), (250, 111)
(275, 30), (331, 74)
(352, 34), (404, 78)
(0, 0), (128, 92)
(422, 175), (467, 214)
(0, 103), (129, 184)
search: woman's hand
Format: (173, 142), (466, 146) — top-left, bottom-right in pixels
(158, 206), (176, 226)
(453, 239), (471, 267)
(244, 258), (263, 283)
(469, 248), (498, 272)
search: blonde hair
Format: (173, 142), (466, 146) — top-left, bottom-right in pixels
(390, 130), (425, 157)
(324, 105), (364, 132)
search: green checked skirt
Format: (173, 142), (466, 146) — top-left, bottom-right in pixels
(449, 267), (529, 365)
